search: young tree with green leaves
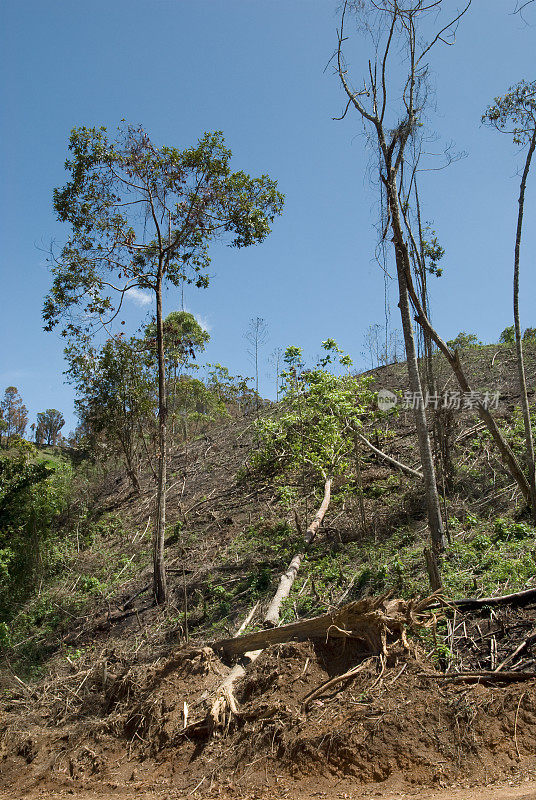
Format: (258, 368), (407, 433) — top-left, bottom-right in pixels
(145, 310), (210, 441)
(253, 341), (377, 625)
(446, 332), (482, 350)
(206, 363), (255, 416)
(484, 80), (536, 523)
(0, 438), (70, 621)
(65, 335), (155, 494)
(44, 123), (283, 603)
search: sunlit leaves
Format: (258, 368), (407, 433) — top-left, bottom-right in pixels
(483, 80), (536, 147)
(44, 123), (284, 336)
(253, 342), (377, 481)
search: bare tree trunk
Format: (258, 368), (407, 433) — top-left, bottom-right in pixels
(263, 477), (332, 627)
(397, 260), (447, 560)
(400, 250), (531, 503)
(353, 434), (367, 529)
(154, 269), (168, 605)
(388, 177), (447, 560)
(138, 421), (158, 483)
(513, 128), (536, 523)
(355, 430), (423, 479)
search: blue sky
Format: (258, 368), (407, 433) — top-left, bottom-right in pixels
(1, 0), (535, 434)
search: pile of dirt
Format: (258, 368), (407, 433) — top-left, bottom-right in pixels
(3, 627), (536, 797)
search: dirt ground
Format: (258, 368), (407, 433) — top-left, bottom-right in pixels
(4, 631), (536, 800)
(4, 778), (536, 800)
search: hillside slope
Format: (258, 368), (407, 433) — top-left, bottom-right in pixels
(1, 343), (536, 797)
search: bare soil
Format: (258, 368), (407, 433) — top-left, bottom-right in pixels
(3, 634), (536, 799)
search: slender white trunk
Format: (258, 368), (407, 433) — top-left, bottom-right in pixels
(263, 477), (332, 627)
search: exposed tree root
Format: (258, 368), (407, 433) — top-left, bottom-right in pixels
(182, 595), (438, 738)
(214, 595), (436, 659)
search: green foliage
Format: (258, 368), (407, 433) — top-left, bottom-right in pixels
(43, 124), (284, 338)
(494, 405), (536, 458)
(422, 227), (445, 277)
(0, 387), (28, 445)
(442, 517), (536, 597)
(0, 440), (72, 622)
(35, 409), (65, 446)
(483, 79), (536, 147)
(206, 363), (255, 413)
(498, 325), (536, 345)
(251, 341), (377, 482)
(499, 325), (515, 344)
(145, 311), (209, 373)
(446, 331), (482, 350)
(65, 334), (155, 485)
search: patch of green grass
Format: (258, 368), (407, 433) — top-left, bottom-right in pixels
(442, 516), (536, 597)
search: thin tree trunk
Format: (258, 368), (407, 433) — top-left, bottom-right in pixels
(118, 433), (141, 494)
(396, 262), (447, 557)
(355, 430), (423, 479)
(154, 269), (168, 605)
(387, 174), (447, 560)
(513, 128), (536, 523)
(399, 246), (532, 503)
(138, 421), (158, 483)
(263, 477), (332, 627)
(353, 434), (366, 529)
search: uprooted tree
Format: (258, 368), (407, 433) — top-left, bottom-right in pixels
(251, 340), (378, 625)
(43, 123), (284, 604)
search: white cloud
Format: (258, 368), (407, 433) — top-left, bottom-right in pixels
(127, 287), (152, 307)
(184, 306), (211, 333)
(194, 314), (211, 333)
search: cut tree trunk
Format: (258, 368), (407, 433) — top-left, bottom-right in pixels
(215, 596), (435, 658)
(263, 477), (332, 627)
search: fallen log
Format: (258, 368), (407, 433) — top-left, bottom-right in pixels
(214, 595), (435, 659)
(448, 586), (536, 611)
(263, 477), (332, 627)
(355, 431), (423, 480)
(205, 604), (262, 734)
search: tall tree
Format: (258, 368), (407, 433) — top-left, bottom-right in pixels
(35, 409), (65, 446)
(334, 0), (473, 572)
(44, 123), (283, 604)
(0, 387), (28, 446)
(483, 80), (536, 523)
(335, 1), (535, 564)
